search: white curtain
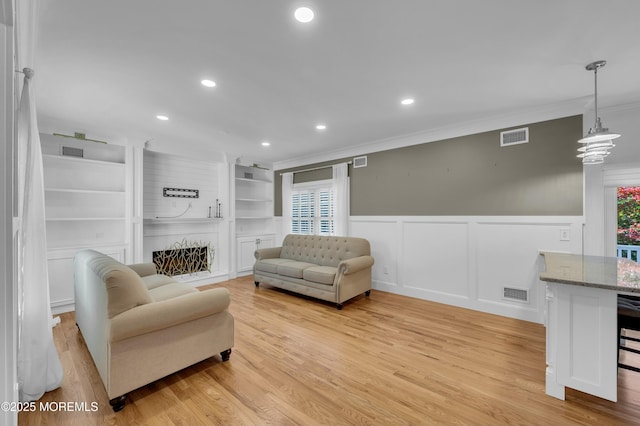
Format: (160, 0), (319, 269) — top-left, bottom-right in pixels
(281, 172), (294, 235)
(17, 69), (63, 402)
(332, 163), (349, 236)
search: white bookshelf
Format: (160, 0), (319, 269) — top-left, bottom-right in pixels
(234, 164), (274, 234)
(234, 164), (275, 273)
(41, 133), (130, 313)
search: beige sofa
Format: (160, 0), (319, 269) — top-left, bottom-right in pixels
(73, 249), (234, 411)
(253, 234), (374, 309)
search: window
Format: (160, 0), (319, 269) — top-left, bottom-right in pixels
(617, 186), (640, 262)
(291, 181), (335, 235)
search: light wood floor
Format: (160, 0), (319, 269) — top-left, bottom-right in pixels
(20, 276), (640, 425)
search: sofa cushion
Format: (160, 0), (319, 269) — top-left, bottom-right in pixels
(255, 258), (293, 274)
(100, 264), (153, 318)
(277, 261), (317, 279)
(149, 282), (197, 302)
(141, 274), (175, 290)
(127, 262), (157, 277)
(303, 265), (337, 285)
(280, 234), (371, 267)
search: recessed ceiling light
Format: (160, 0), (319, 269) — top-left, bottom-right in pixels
(156, 115), (169, 121)
(315, 124), (327, 130)
(401, 98), (415, 106)
(201, 79), (216, 88)
(294, 7), (314, 23)
(261, 141), (271, 147)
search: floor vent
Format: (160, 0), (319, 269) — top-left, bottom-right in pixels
(503, 287), (529, 303)
(500, 127), (529, 147)
(61, 146), (84, 158)
(353, 155), (367, 168)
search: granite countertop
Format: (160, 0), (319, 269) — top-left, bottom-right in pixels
(540, 251), (640, 292)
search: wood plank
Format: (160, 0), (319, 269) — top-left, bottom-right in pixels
(19, 276), (640, 425)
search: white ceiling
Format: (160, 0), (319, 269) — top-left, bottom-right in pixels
(34, 0), (640, 167)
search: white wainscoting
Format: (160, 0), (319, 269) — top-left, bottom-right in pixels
(350, 216), (584, 323)
(48, 245), (125, 314)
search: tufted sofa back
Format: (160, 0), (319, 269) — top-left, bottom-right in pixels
(280, 234), (370, 267)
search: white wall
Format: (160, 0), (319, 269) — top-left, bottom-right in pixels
(1, 5), (18, 426)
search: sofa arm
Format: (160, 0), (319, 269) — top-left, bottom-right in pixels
(338, 256), (375, 275)
(255, 246), (282, 260)
(110, 287), (231, 342)
(127, 262), (157, 277)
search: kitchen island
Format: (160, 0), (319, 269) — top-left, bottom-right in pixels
(539, 251), (640, 402)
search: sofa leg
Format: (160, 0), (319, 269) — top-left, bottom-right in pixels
(365, 290), (371, 297)
(254, 281), (259, 287)
(109, 395), (127, 412)
(336, 303), (343, 310)
(221, 348), (232, 361)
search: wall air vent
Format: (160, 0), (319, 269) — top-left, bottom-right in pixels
(500, 127), (529, 147)
(503, 287), (529, 303)
(353, 156), (367, 168)
(61, 146), (84, 158)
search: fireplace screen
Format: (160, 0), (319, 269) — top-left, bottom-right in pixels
(152, 239), (213, 276)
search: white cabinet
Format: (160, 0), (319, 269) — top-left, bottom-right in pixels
(41, 133), (130, 313)
(544, 282), (618, 402)
(237, 235), (275, 273)
(234, 164), (274, 274)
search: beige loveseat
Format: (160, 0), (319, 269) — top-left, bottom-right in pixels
(253, 234), (374, 309)
(74, 249), (234, 411)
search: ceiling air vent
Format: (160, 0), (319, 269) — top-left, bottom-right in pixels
(500, 127), (529, 147)
(61, 146), (84, 158)
(503, 287), (529, 303)
(353, 156), (367, 168)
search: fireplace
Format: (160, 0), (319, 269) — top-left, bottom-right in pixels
(152, 239), (213, 276)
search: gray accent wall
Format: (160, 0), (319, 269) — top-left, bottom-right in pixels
(275, 115), (583, 216)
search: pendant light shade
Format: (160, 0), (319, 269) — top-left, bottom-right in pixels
(577, 60), (620, 164)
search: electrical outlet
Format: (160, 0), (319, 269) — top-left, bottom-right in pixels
(560, 229), (570, 241)
(383, 265), (389, 275)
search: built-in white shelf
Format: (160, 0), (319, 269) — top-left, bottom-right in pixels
(235, 177), (272, 184)
(144, 218), (223, 225)
(236, 198), (272, 202)
(43, 153), (125, 167)
(41, 132), (131, 314)
(45, 188), (125, 195)
(236, 216), (272, 220)
(46, 217), (126, 221)
(233, 163), (275, 273)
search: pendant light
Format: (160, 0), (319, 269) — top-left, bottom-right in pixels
(577, 60), (620, 165)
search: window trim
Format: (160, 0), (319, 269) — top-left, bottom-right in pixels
(291, 179), (334, 236)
